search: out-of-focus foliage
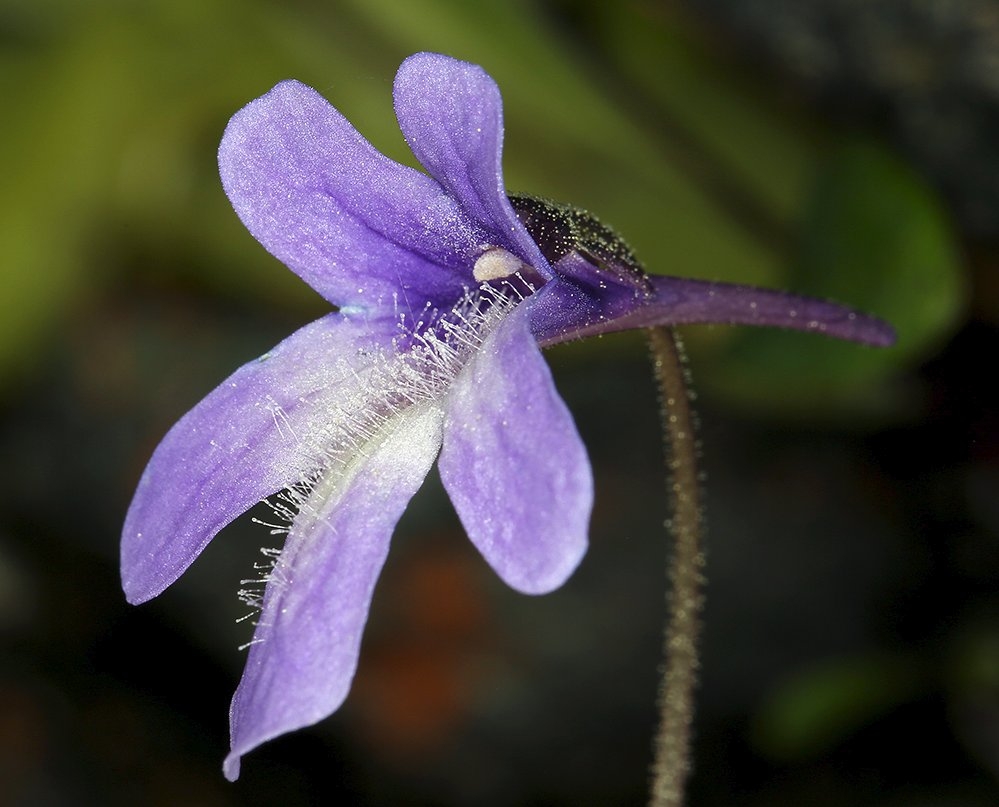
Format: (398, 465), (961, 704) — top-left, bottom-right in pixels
(751, 652), (925, 761)
(0, 0), (963, 408)
(712, 138), (963, 410)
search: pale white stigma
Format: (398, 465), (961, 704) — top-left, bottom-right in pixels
(473, 246), (527, 282)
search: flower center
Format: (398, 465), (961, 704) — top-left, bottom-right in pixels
(249, 283), (521, 583)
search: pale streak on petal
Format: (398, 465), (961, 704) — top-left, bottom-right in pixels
(225, 401), (445, 781)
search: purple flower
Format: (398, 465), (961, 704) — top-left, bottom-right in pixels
(120, 52), (894, 780)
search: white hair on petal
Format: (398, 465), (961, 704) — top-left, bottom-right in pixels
(235, 279), (530, 639)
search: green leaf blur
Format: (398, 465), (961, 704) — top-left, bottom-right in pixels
(0, 0), (963, 411)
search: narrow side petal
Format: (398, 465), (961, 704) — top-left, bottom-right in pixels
(121, 313), (400, 604)
(533, 253), (897, 347)
(393, 53), (551, 277)
(438, 302), (591, 595)
(219, 79), (485, 310)
(224, 402), (445, 781)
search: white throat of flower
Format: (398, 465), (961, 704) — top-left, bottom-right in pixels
(237, 271), (530, 627)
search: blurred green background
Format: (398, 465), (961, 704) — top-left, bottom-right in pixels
(1, 0), (996, 804)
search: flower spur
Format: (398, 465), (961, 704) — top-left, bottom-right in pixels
(120, 52), (894, 780)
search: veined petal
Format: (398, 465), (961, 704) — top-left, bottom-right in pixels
(224, 401), (445, 781)
(393, 53), (552, 278)
(121, 313), (402, 604)
(219, 79), (485, 311)
(533, 253), (896, 347)
(438, 298), (591, 595)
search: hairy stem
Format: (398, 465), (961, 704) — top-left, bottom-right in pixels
(647, 326), (705, 807)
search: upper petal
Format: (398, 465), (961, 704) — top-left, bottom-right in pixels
(219, 79), (486, 310)
(121, 313), (401, 604)
(393, 53), (552, 278)
(224, 401), (445, 781)
(438, 296), (591, 595)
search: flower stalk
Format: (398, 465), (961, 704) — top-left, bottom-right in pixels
(647, 326), (705, 807)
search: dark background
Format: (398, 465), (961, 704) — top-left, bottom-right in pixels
(1, 1), (996, 804)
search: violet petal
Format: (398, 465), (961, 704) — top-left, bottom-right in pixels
(224, 402), (445, 781)
(121, 313), (401, 604)
(219, 79), (485, 311)
(393, 53), (552, 278)
(438, 297), (591, 594)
